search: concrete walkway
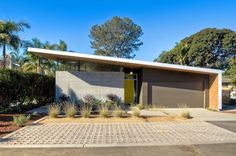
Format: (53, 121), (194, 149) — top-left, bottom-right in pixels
(1, 121), (236, 147)
(144, 108), (236, 121)
(26, 105), (48, 114)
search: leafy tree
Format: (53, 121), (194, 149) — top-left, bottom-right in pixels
(154, 50), (176, 63)
(155, 28), (236, 70)
(90, 16), (143, 58)
(174, 42), (189, 65)
(0, 20), (30, 68)
(155, 42), (189, 65)
(225, 58), (236, 85)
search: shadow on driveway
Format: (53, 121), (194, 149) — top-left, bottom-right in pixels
(208, 121), (236, 133)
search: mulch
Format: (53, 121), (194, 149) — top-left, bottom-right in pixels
(0, 114), (45, 137)
(225, 111), (236, 114)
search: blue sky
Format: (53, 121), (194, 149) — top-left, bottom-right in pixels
(1, 0), (236, 61)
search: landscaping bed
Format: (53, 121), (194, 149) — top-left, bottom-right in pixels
(40, 114), (193, 124)
(0, 114), (45, 137)
(41, 115), (144, 123)
(225, 111), (236, 114)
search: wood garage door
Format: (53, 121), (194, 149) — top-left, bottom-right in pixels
(149, 81), (204, 108)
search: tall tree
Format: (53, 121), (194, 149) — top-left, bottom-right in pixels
(23, 38), (57, 74)
(155, 28), (236, 70)
(0, 20), (30, 68)
(174, 42), (189, 65)
(90, 16), (143, 58)
(9, 51), (26, 70)
(154, 50), (176, 63)
(225, 58), (236, 86)
(54, 39), (68, 70)
(23, 38), (68, 74)
(156, 43), (189, 65)
(56, 40), (67, 51)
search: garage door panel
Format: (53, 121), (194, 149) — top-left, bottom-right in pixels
(150, 82), (204, 108)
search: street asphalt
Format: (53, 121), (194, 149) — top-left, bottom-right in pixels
(208, 121), (236, 132)
(1, 143), (236, 156)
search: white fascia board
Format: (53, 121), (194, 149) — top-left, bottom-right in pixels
(28, 47), (222, 74)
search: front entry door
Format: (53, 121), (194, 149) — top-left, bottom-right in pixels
(124, 79), (135, 103)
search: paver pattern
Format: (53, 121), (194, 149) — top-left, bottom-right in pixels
(1, 121), (236, 147)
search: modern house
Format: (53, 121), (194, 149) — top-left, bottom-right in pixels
(28, 48), (223, 110)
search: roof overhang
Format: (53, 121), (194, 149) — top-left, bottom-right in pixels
(28, 47), (222, 75)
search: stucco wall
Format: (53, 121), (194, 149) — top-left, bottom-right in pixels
(56, 71), (124, 102)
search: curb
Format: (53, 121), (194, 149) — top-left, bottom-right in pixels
(1, 140), (236, 148)
(32, 116), (48, 124)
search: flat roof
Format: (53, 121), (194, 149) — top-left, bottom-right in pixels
(28, 47), (222, 75)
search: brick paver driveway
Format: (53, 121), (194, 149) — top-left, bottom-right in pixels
(1, 121), (236, 147)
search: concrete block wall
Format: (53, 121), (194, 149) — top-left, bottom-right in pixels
(56, 71), (124, 102)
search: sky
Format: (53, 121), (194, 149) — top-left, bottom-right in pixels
(1, 0), (236, 61)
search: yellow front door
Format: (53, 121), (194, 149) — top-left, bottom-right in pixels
(124, 79), (135, 103)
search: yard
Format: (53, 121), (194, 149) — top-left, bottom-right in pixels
(0, 114), (45, 137)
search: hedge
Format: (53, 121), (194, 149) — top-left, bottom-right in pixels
(0, 69), (55, 113)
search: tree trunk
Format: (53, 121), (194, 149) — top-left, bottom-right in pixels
(36, 57), (41, 74)
(2, 44), (6, 68)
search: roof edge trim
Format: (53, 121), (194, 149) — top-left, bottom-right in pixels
(28, 47), (222, 74)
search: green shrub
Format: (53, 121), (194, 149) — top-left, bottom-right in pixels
(59, 94), (70, 102)
(83, 95), (97, 106)
(13, 114), (31, 127)
(99, 105), (109, 118)
(48, 104), (60, 118)
(80, 106), (91, 118)
(180, 111), (190, 119)
(83, 94), (101, 111)
(112, 106), (123, 117)
(106, 94), (122, 109)
(132, 107), (140, 117)
(0, 69), (55, 113)
(63, 102), (77, 118)
(137, 103), (144, 110)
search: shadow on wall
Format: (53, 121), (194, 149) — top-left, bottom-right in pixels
(56, 85), (79, 102)
(56, 85), (63, 102)
(68, 88), (80, 102)
(67, 71), (124, 88)
(55, 71), (125, 102)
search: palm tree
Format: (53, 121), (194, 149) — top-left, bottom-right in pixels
(55, 40), (68, 70)
(57, 40), (67, 51)
(23, 38), (67, 75)
(9, 51), (27, 70)
(23, 38), (55, 74)
(0, 20), (30, 68)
